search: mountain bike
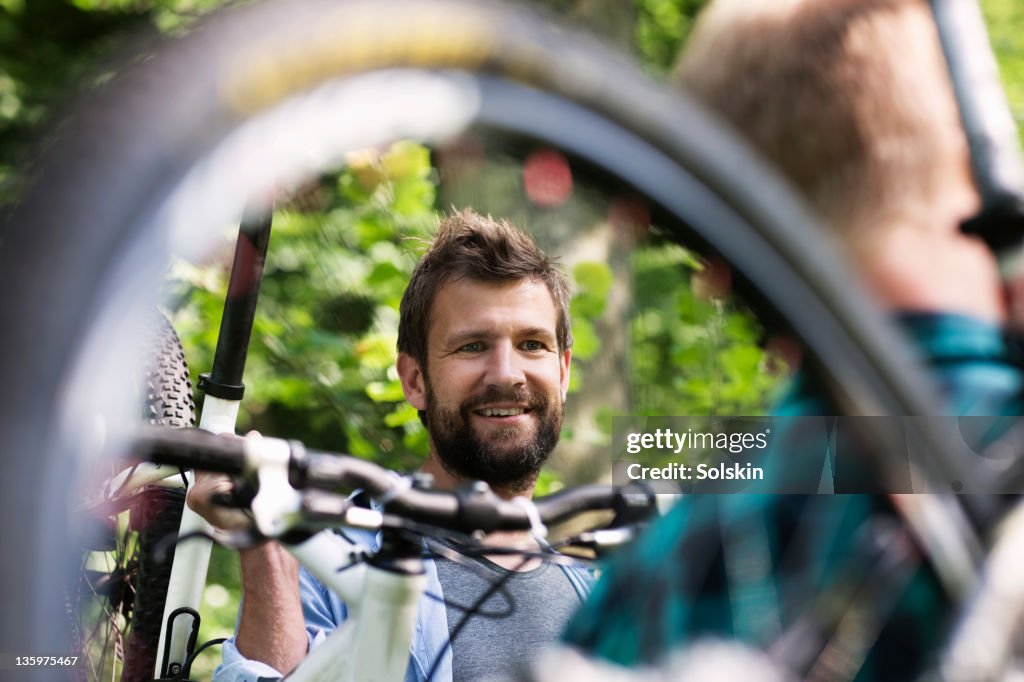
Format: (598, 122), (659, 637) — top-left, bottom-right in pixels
(0, 0), (1019, 680)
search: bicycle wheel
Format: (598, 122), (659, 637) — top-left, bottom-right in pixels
(72, 313), (195, 682)
(0, 0), (979, 666)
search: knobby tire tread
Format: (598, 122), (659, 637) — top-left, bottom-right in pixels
(122, 313), (195, 682)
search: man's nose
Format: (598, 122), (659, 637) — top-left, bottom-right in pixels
(485, 341), (526, 388)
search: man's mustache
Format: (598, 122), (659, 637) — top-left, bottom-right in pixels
(461, 386), (548, 412)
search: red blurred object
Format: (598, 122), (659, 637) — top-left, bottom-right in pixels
(437, 133), (485, 185)
(692, 257), (732, 300)
(764, 334), (804, 376)
(608, 195), (651, 241)
(523, 149), (573, 207)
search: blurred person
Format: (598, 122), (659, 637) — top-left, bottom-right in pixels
(561, 0), (1024, 679)
(189, 209), (592, 681)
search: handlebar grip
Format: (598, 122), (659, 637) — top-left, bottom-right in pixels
(134, 424), (247, 474)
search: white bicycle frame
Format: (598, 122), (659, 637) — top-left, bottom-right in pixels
(286, 528), (426, 682)
(157, 395), (239, 679)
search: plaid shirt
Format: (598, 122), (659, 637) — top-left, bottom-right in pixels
(563, 313), (1024, 680)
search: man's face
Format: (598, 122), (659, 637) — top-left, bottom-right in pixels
(401, 278), (570, 491)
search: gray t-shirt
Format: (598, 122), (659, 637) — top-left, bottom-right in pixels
(433, 550), (584, 681)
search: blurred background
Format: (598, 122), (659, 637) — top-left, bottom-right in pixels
(3, 0), (1021, 678)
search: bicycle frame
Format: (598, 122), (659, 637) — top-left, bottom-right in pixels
(156, 211), (272, 679)
(287, 530), (426, 682)
(155, 394), (240, 678)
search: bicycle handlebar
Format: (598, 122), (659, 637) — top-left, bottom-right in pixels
(134, 423), (248, 473)
(133, 424), (657, 534)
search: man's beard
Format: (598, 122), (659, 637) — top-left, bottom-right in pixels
(424, 383), (562, 492)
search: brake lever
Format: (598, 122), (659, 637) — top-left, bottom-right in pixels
(572, 526), (642, 554)
(247, 435), (303, 537)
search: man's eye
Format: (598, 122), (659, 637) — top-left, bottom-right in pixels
(521, 340), (546, 351)
(460, 342), (484, 352)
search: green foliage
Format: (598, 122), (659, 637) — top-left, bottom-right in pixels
(629, 240), (782, 419)
(634, 0), (707, 75)
(170, 141), (438, 471)
(0, 0), (227, 204)
(568, 261), (612, 362)
(982, 0), (1024, 146)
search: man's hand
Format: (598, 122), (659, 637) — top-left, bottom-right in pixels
(185, 431), (259, 531)
(186, 470), (253, 531)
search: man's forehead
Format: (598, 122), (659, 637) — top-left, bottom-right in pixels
(428, 277), (558, 335)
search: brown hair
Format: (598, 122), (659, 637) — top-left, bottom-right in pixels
(397, 209), (572, 371)
(674, 0), (974, 239)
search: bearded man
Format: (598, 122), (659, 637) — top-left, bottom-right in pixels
(192, 209), (592, 682)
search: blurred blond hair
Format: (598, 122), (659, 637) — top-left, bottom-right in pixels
(675, 0), (977, 245)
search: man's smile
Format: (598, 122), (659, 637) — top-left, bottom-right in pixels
(472, 404), (533, 424)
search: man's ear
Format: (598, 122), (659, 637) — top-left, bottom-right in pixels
(559, 349), (571, 402)
(397, 352), (428, 410)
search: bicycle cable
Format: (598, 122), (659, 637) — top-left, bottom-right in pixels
(177, 637), (228, 681)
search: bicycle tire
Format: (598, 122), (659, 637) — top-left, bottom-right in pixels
(123, 314), (195, 682)
(119, 487), (187, 682)
(0, 0), (982, 663)
(72, 312), (195, 682)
